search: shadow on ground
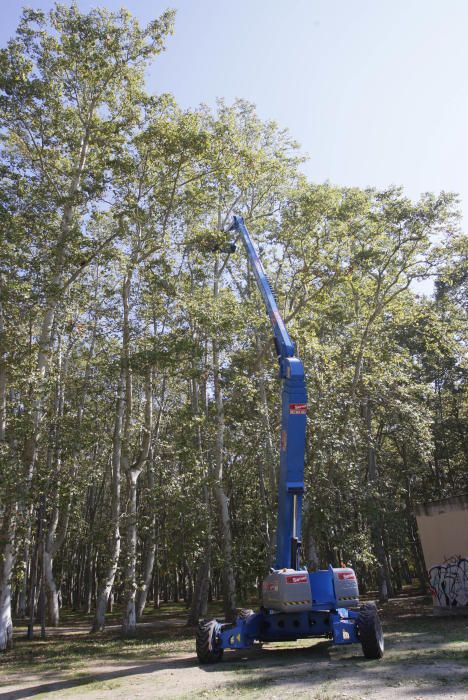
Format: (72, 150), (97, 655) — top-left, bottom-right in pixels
(1, 594), (467, 699)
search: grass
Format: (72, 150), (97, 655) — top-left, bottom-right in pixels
(1, 592), (467, 698)
(0, 602), (197, 680)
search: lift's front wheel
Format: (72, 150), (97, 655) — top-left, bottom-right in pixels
(196, 619), (224, 664)
(357, 603), (384, 659)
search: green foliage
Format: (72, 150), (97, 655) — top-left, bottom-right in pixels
(0, 3), (466, 629)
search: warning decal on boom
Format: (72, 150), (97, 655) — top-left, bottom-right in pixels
(289, 403), (307, 414)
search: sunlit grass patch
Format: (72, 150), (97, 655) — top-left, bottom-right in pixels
(1, 602), (196, 679)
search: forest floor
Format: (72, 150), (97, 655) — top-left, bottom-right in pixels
(0, 592), (467, 699)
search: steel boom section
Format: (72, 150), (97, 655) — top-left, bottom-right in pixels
(230, 216), (308, 569)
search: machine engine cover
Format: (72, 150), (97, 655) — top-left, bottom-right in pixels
(262, 569), (312, 612)
(332, 567), (359, 607)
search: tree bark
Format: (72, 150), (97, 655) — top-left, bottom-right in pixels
(91, 373), (124, 632)
(0, 506), (16, 651)
(135, 455), (157, 620)
(212, 257), (236, 620)
(402, 469), (429, 592)
(187, 349), (212, 625)
(136, 530), (156, 620)
(0, 279), (6, 443)
(3, 134), (92, 643)
(122, 370), (153, 635)
(42, 335), (70, 625)
(122, 470), (139, 634)
(188, 545), (211, 624)
(136, 374), (166, 619)
(255, 333), (277, 557)
(22, 134), (90, 491)
(44, 310), (99, 623)
(43, 504), (69, 626)
(364, 398), (394, 601)
(118, 256), (157, 633)
(0, 293), (14, 650)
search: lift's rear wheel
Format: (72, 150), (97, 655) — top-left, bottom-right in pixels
(357, 602), (384, 659)
(196, 619), (223, 664)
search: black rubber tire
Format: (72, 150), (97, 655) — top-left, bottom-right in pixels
(357, 602), (384, 659)
(196, 619), (224, 664)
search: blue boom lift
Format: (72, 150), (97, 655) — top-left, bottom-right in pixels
(196, 215), (384, 663)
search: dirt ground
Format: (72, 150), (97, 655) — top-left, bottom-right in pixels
(0, 594), (467, 699)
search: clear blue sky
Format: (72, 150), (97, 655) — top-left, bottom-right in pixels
(2, 0), (468, 229)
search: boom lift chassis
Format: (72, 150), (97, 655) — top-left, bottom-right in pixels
(196, 216), (384, 663)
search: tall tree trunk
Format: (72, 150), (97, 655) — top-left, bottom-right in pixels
(91, 373), (124, 632)
(0, 292), (14, 650)
(255, 333), (277, 557)
(135, 455), (156, 620)
(402, 468), (428, 592)
(136, 529), (156, 620)
(22, 133), (90, 490)
(44, 310), (98, 624)
(118, 258), (156, 633)
(364, 398), (394, 601)
(122, 470), (139, 634)
(0, 279), (6, 443)
(0, 506), (16, 651)
(43, 505), (69, 626)
(136, 375), (166, 619)
(187, 353), (212, 625)
(188, 538), (211, 624)
(122, 370), (153, 635)
(16, 540), (30, 618)
(3, 136), (91, 643)
(212, 257), (236, 620)
(42, 335), (67, 626)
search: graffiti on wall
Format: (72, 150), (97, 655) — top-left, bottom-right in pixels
(429, 556), (468, 607)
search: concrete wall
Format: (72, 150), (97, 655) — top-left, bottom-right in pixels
(415, 495), (468, 608)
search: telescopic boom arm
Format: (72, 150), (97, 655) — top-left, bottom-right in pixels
(195, 218), (383, 665)
(229, 216), (308, 570)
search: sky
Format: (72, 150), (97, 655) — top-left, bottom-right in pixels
(2, 0), (468, 231)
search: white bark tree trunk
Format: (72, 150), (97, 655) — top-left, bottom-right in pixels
(136, 535), (156, 620)
(22, 134), (90, 488)
(136, 455), (157, 620)
(0, 282), (14, 649)
(0, 281), (6, 442)
(122, 471), (138, 634)
(4, 135), (91, 643)
(0, 506), (16, 651)
(364, 397), (394, 601)
(43, 549), (59, 627)
(212, 257), (236, 620)
(193, 463), (212, 623)
(187, 369), (212, 625)
(43, 315), (97, 624)
(91, 373), (124, 632)
(43, 505), (69, 626)
(135, 374), (166, 619)
(122, 370), (153, 635)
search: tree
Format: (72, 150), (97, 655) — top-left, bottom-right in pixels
(0, 2), (174, 647)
